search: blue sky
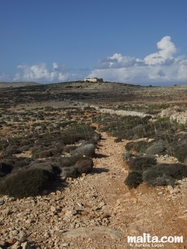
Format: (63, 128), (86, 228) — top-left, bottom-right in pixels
(0, 0), (187, 85)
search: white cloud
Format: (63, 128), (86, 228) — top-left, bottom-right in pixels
(53, 62), (59, 71)
(13, 62), (80, 83)
(88, 36), (187, 85)
(144, 36), (177, 65)
(97, 53), (144, 69)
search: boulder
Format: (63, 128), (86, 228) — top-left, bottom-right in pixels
(71, 143), (95, 157)
(146, 141), (165, 155)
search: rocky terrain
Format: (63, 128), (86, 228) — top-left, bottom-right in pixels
(1, 81), (187, 249)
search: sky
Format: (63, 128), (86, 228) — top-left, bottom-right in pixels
(0, 0), (187, 86)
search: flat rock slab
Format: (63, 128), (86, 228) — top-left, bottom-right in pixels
(61, 226), (122, 239)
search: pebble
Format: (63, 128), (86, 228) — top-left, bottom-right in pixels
(50, 206), (56, 212)
(62, 243), (69, 247)
(158, 192), (163, 195)
(12, 230), (19, 236)
(21, 241), (33, 249)
(0, 199), (4, 205)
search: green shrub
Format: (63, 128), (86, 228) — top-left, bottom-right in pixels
(143, 172), (175, 187)
(126, 156), (157, 172)
(124, 171), (143, 189)
(156, 116), (170, 122)
(34, 148), (59, 159)
(142, 163), (187, 187)
(63, 145), (77, 153)
(171, 139), (187, 163)
(0, 140), (9, 151)
(58, 156), (93, 178)
(96, 115), (150, 140)
(146, 141), (165, 155)
(74, 157), (93, 174)
(60, 157), (93, 178)
(60, 166), (77, 178)
(125, 140), (148, 153)
(45, 106), (54, 111)
(28, 161), (61, 174)
(58, 155), (82, 168)
(0, 157), (33, 174)
(0, 168), (56, 198)
(122, 152), (133, 161)
(114, 137), (122, 143)
(12, 116), (20, 122)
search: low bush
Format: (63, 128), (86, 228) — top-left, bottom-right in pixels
(171, 139), (187, 163)
(144, 172), (175, 187)
(143, 163), (187, 187)
(124, 171), (143, 189)
(28, 161), (61, 174)
(0, 139), (9, 151)
(114, 137), (122, 143)
(4, 145), (21, 155)
(126, 156), (157, 172)
(58, 155), (81, 168)
(59, 156), (93, 178)
(125, 141), (148, 153)
(35, 148), (59, 159)
(146, 141), (165, 155)
(122, 152), (133, 161)
(0, 168), (57, 198)
(74, 157), (93, 174)
(132, 124), (146, 138)
(0, 161), (13, 177)
(60, 166), (78, 178)
(63, 145), (77, 153)
(0, 157), (33, 173)
(90, 132), (101, 144)
(20, 139), (30, 146)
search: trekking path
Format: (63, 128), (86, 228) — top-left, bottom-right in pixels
(58, 132), (187, 249)
(1, 132), (187, 248)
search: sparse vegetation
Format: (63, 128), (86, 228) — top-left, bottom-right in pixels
(126, 156), (157, 172)
(0, 103), (100, 197)
(1, 81), (187, 197)
(0, 168), (57, 198)
(1, 81), (187, 248)
(124, 171), (143, 189)
(142, 163), (187, 187)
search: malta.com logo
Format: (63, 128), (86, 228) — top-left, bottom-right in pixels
(127, 233), (183, 247)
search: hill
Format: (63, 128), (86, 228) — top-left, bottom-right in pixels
(0, 81), (187, 248)
(1, 81), (187, 109)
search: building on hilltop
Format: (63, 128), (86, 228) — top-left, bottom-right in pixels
(84, 77), (103, 83)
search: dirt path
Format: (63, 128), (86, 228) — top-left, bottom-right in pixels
(59, 132), (187, 248)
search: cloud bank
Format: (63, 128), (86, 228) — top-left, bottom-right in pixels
(13, 62), (80, 83)
(88, 36), (187, 85)
(1, 36), (186, 85)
